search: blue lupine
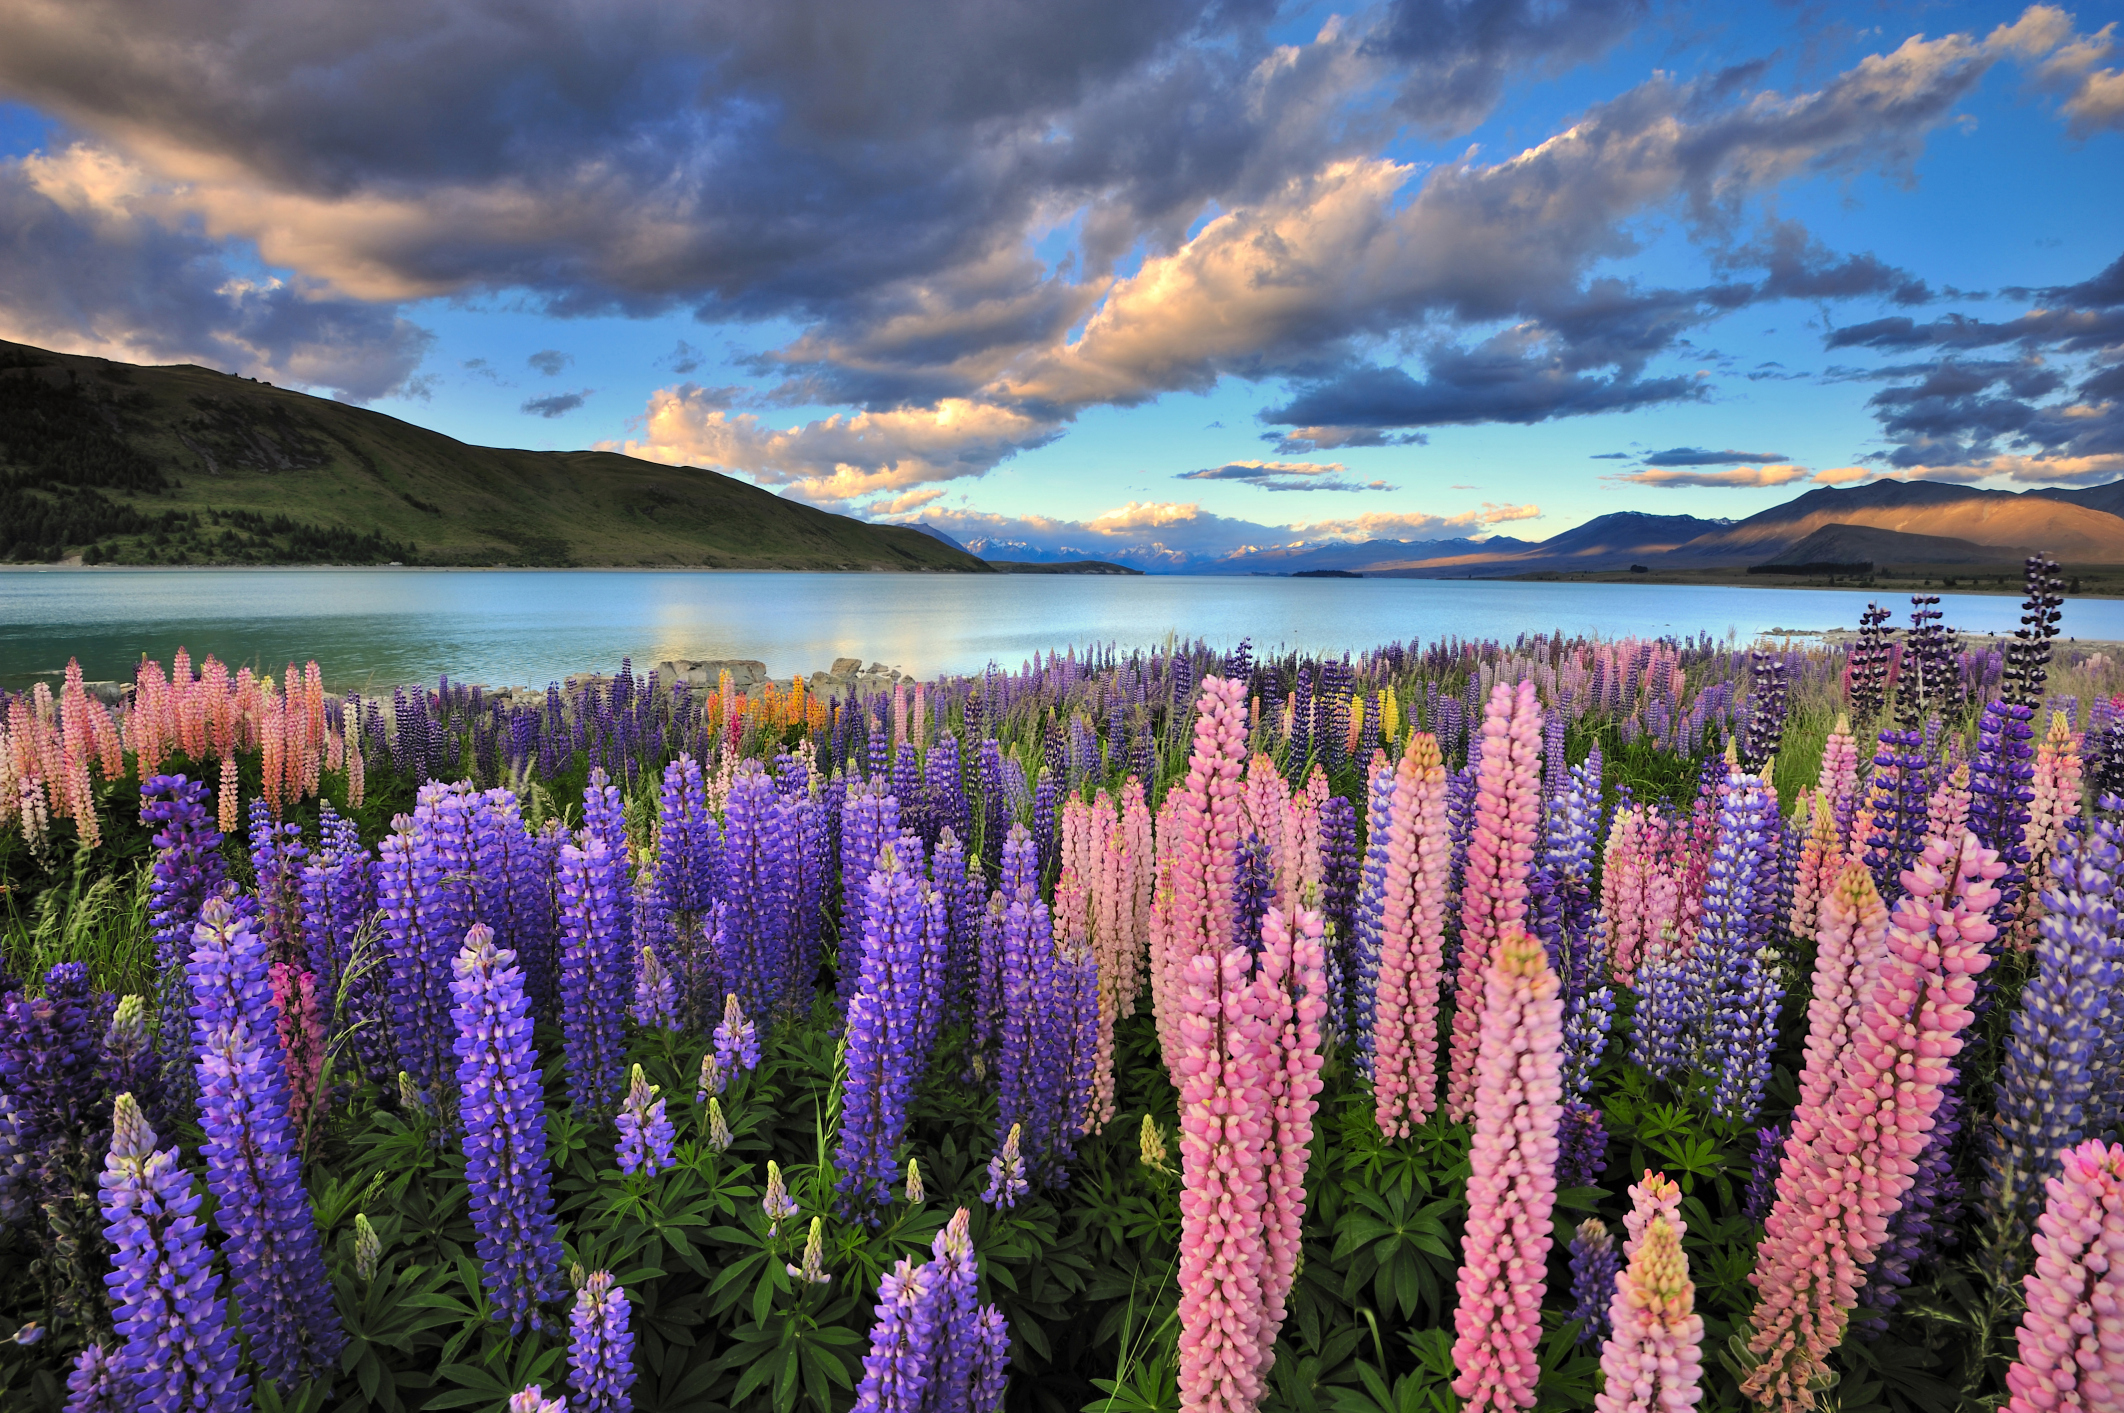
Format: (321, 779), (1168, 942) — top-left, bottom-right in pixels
(994, 877), (1095, 1183)
(615, 1065), (676, 1177)
(140, 775), (225, 1082)
(894, 742), (927, 843)
(975, 739), (1009, 873)
(1318, 793), (1359, 1036)
(483, 789), (563, 1023)
(247, 798), (308, 970)
(300, 802), (393, 1081)
(851, 1207), (997, 1413)
(724, 762), (797, 1025)
(1864, 727), (1931, 905)
(1558, 1103), (1607, 1188)
(65, 1340), (124, 1413)
(1352, 758), (1395, 1078)
(931, 828), (979, 1026)
(1982, 807), (2124, 1259)
(568, 1271), (637, 1413)
(981, 1123), (1027, 1209)
(378, 781), (483, 1106)
(98, 1093), (248, 1413)
(632, 947), (679, 1030)
(926, 735), (969, 851)
(1566, 1219), (1620, 1347)
(1680, 772), (1782, 1123)
(450, 925), (564, 1334)
(0, 961), (113, 1219)
(713, 993), (761, 1073)
(1745, 1125), (1784, 1222)
(837, 844), (947, 1204)
(188, 899), (344, 1386)
(1970, 698), (2038, 928)
(559, 831), (631, 1114)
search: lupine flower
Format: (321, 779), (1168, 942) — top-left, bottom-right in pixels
(65, 1341), (123, 1413)
(764, 1160), (799, 1235)
(653, 754), (724, 1029)
(981, 1124), (1027, 1209)
(788, 1216), (830, 1285)
(268, 963), (325, 1138)
(1745, 832), (2001, 1410)
(1372, 732), (1450, 1138)
(188, 900), (344, 1386)
(632, 947), (678, 1031)
(1594, 1209), (1704, 1413)
(722, 763), (799, 1023)
(851, 1207), (1006, 1413)
(1351, 756), (1394, 1076)
(696, 1051), (723, 1102)
(379, 781), (486, 1110)
(450, 925), (564, 1335)
(2002, 1139), (2124, 1411)
(616, 1065), (676, 1177)
(838, 842), (947, 1203)
(1567, 1220), (1620, 1346)
(567, 1271), (636, 1413)
(1148, 677), (1248, 1078)
(101, 993), (165, 1153)
(1451, 925), (1563, 1413)
(713, 994), (761, 1073)
(559, 826), (631, 1114)
(100, 1091), (249, 1412)
(1683, 772), (1783, 1124)
(1984, 806), (2124, 1268)
(354, 1214), (380, 1283)
(1446, 680), (1543, 1124)
(300, 801), (391, 1082)
(141, 774), (227, 1083)
(703, 1096), (735, 1154)
(2005, 710), (2082, 951)
(508, 1385), (567, 1413)
(1139, 1113), (1170, 1173)
(905, 1159), (924, 1204)
(1969, 698), (2036, 923)
(1746, 1126), (1784, 1222)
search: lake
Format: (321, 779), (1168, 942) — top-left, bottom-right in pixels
(5, 568), (2122, 692)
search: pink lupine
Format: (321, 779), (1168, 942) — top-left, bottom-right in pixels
(1173, 944), (1273, 1413)
(1445, 679), (1544, 1123)
(1744, 832), (2002, 1411)
(2008, 711), (2082, 952)
(1151, 677), (1250, 1083)
(2003, 1140), (2124, 1412)
(1595, 1200), (1704, 1413)
(1601, 803), (1651, 984)
(1254, 904), (1328, 1373)
(1450, 924), (1563, 1413)
(1925, 761), (1972, 845)
(1621, 1170), (1683, 1258)
(1789, 865), (1890, 1153)
(1120, 778), (1154, 1017)
(1789, 791), (1845, 941)
(270, 962), (327, 1138)
(1372, 733), (1451, 1137)
(1815, 717), (1860, 844)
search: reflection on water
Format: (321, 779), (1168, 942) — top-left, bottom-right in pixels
(5, 567), (2120, 692)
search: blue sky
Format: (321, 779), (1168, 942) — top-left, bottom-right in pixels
(0, 0), (2118, 566)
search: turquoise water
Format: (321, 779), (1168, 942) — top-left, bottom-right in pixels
(4, 568), (2120, 692)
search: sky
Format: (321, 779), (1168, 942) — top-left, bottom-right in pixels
(0, 0), (2119, 569)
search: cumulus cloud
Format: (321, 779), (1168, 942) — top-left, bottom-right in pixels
(1174, 459), (1398, 492)
(527, 349), (571, 375)
(1611, 463), (1810, 488)
(606, 384), (1061, 505)
(0, 147), (431, 400)
(522, 389), (590, 417)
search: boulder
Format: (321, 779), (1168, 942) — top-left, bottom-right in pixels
(830, 657), (863, 677)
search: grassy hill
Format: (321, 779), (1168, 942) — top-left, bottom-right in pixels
(0, 339), (991, 571)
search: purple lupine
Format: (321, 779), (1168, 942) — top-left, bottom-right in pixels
(1232, 833), (1272, 953)
(836, 843), (945, 1204)
(483, 789), (562, 1023)
(1318, 793), (1359, 1032)
(852, 1208), (1004, 1413)
(931, 828), (978, 1027)
(1566, 1219), (1620, 1347)
(65, 1340), (123, 1412)
(926, 734), (969, 852)
(0, 1095), (29, 1225)
(1970, 697), (2038, 928)
(1557, 1104), (1607, 1188)
(1744, 1125), (1784, 1222)
(451, 925), (564, 1334)
(970, 1308), (1009, 1411)
(140, 775), (225, 1081)
(655, 755), (725, 1029)
(300, 802), (387, 1079)
(378, 781), (483, 1108)
(842, 779), (901, 986)
(893, 742), (927, 844)
(1546, 754), (1614, 1167)
(99, 1093), (248, 1413)
(982, 1123), (1027, 1209)
(1352, 757), (1395, 1078)
(1983, 806), (2124, 1261)
(632, 947), (679, 1030)
(994, 883), (1095, 1183)
(0, 962), (115, 1329)
(975, 740), (1009, 872)
(713, 993), (761, 1073)
(723, 762), (797, 1025)
(784, 783), (829, 1008)
(1031, 766), (1059, 883)
(1683, 772), (1783, 1124)
(559, 829), (631, 1115)
(247, 798), (308, 971)
(103, 996), (167, 1154)
(1864, 726), (1931, 905)
(615, 1065), (676, 1178)
(568, 1271), (636, 1413)
(188, 899), (344, 1386)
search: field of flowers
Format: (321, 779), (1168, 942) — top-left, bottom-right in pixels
(1, 558), (2120, 1413)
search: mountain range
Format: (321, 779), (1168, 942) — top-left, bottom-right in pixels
(5, 337), (2122, 577)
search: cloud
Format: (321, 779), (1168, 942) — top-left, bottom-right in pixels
(527, 349), (571, 375)
(1266, 427), (1428, 454)
(1174, 459), (1398, 492)
(1638, 446), (1793, 467)
(1368, 0), (1648, 135)
(665, 340), (704, 374)
(521, 389), (589, 417)
(1991, 5), (2124, 136)
(606, 385), (1061, 505)
(1611, 463), (1810, 488)
(0, 148), (430, 401)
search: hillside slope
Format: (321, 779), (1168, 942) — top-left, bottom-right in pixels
(0, 339), (990, 571)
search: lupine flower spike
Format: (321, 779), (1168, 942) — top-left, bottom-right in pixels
(567, 1270), (637, 1413)
(713, 994), (761, 1073)
(983, 1123), (1028, 1208)
(1595, 1198), (1704, 1413)
(763, 1160), (799, 1235)
(2002, 1139), (2124, 1411)
(616, 1065), (676, 1177)
(789, 1216), (830, 1286)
